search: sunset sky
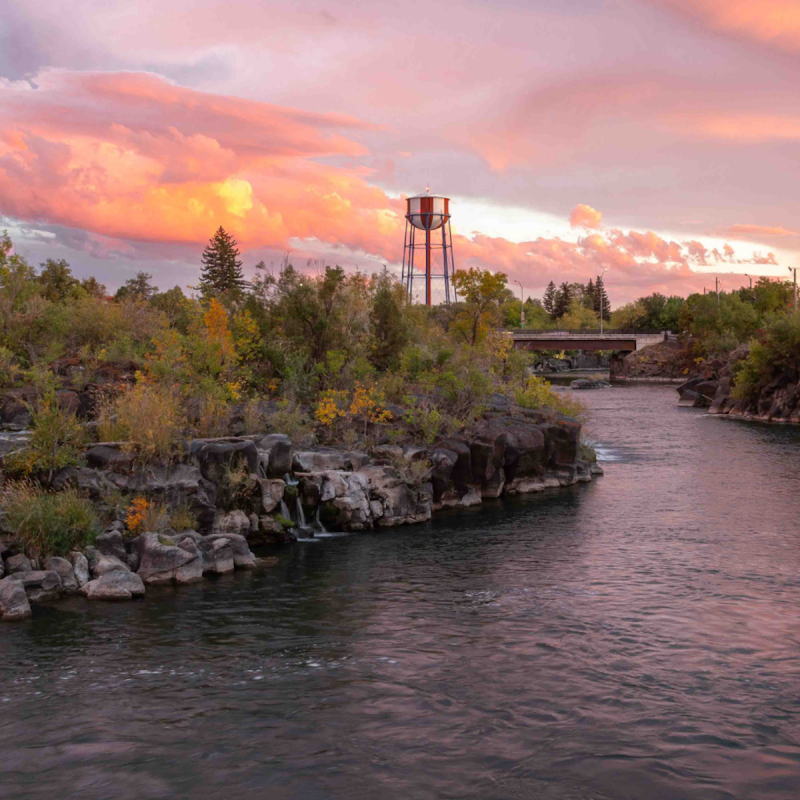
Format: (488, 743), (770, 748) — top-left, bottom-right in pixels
(2, 0), (799, 304)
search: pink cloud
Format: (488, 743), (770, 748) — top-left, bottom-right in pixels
(570, 204), (603, 229)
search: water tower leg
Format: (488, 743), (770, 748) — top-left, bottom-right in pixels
(442, 222), (450, 304)
(425, 226), (431, 305)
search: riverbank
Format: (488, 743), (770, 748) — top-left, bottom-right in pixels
(0, 399), (602, 620)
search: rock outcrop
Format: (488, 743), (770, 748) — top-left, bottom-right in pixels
(677, 345), (800, 423)
(0, 577), (32, 619)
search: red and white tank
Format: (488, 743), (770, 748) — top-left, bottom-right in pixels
(406, 190), (450, 231)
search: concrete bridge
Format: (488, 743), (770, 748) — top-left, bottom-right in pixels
(507, 330), (668, 352)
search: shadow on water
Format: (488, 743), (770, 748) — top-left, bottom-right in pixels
(2, 385), (800, 799)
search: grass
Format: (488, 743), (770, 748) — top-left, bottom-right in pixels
(0, 480), (98, 559)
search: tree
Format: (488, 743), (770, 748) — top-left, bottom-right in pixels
(38, 259), (78, 303)
(151, 286), (194, 331)
(553, 282), (572, 320)
(542, 281), (557, 319)
(593, 276), (611, 320)
(80, 276), (107, 299)
(586, 279), (595, 310)
(116, 271), (158, 302)
(369, 268), (408, 370)
(199, 226), (246, 299)
(452, 268), (509, 345)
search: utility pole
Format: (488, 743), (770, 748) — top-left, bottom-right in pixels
(790, 267), (798, 312)
(715, 276), (721, 308)
(515, 280), (525, 328)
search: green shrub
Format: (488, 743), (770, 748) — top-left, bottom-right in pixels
(266, 399), (316, 446)
(514, 376), (587, 421)
(0, 480), (98, 558)
(5, 391), (84, 481)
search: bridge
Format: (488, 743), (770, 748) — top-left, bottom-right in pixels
(507, 330), (668, 352)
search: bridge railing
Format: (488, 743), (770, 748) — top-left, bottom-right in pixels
(506, 329), (670, 336)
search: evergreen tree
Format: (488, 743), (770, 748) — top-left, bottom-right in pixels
(199, 226), (246, 299)
(115, 271), (157, 301)
(369, 268), (408, 370)
(553, 281), (572, 319)
(593, 275), (611, 320)
(586, 278), (596, 310)
(542, 281), (557, 319)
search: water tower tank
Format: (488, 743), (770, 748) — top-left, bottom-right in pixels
(406, 191), (450, 231)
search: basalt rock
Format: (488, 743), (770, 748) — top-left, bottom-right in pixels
(200, 536), (235, 574)
(256, 434), (293, 478)
(136, 532), (199, 584)
(0, 577), (31, 620)
(70, 552), (90, 587)
(10, 570), (63, 604)
(6, 553), (32, 575)
(292, 449), (347, 473)
(95, 529), (127, 562)
(82, 570), (146, 600)
(44, 557), (78, 593)
(201, 533), (256, 568)
(92, 554), (130, 578)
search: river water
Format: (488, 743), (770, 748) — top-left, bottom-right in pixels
(2, 386), (800, 799)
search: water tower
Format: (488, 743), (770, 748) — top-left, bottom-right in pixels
(400, 189), (457, 305)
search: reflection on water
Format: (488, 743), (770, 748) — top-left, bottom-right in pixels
(2, 386), (800, 799)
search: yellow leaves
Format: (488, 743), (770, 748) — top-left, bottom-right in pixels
(314, 384), (393, 428)
(126, 495), (150, 534)
(231, 309), (260, 365)
(315, 389), (349, 427)
(226, 380), (242, 401)
(350, 384), (392, 425)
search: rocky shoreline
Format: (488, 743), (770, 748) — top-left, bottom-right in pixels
(675, 345), (800, 424)
(0, 401), (602, 621)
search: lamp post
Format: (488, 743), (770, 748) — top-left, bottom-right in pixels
(597, 268), (608, 334)
(744, 273), (752, 289)
(514, 280), (525, 328)
(790, 267), (798, 312)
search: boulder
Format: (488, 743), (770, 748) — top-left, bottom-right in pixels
(201, 533), (256, 568)
(44, 556), (78, 592)
(136, 532), (199, 584)
(0, 577), (31, 620)
(213, 510), (251, 537)
(10, 570), (62, 603)
(192, 439), (261, 484)
(6, 553), (32, 575)
(254, 477), (285, 513)
(200, 536), (235, 574)
(316, 470), (372, 530)
(257, 434), (294, 478)
(358, 464), (431, 527)
(85, 445), (135, 471)
(92, 554), (130, 577)
(570, 379), (610, 390)
(292, 449), (346, 473)
(81, 570), (146, 600)
(70, 551), (90, 587)
(174, 538), (204, 583)
(95, 529), (127, 562)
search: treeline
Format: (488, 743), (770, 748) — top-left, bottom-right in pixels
(0, 228), (583, 478)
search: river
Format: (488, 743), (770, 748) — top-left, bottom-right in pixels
(2, 385), (800, 799)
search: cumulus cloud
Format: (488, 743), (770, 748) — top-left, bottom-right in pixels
(569, 204), (603, 229)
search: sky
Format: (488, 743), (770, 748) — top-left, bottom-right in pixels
(1, 0), (799, 305)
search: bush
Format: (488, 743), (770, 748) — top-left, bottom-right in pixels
(514, 376), (587, 421)
(97, 381), (184, 462)
(5, 391), (84, 481)
(125, 495), (169, 535)
(0, 480), (98, 558)
(266, 399), (316, 446)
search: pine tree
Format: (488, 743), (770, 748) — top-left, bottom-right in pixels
(553, 281), (572, 319)
(586, 279), (596, 310)
(542, 281), (557, 319)
(594, 275), (611, 320)
(199, 227), (246, 299)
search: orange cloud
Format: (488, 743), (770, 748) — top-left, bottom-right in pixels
(569, 204), (603, 229)
(656, 0), (800, 53)
(721, 223), (800, 238)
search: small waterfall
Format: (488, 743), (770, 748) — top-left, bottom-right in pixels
(315, 508), (328, 534)
(280, 497), (313, 539)
(280, 499), (292, 521)
(284, 472), (298, 487)
(297, 500), (307, 529)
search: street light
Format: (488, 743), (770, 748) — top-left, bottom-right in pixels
(744, 273), (752, 289)
(597, 268), (608, 333)
(514, 280), (525, 328)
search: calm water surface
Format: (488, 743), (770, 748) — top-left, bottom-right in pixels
(2, 386), (800, 799)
